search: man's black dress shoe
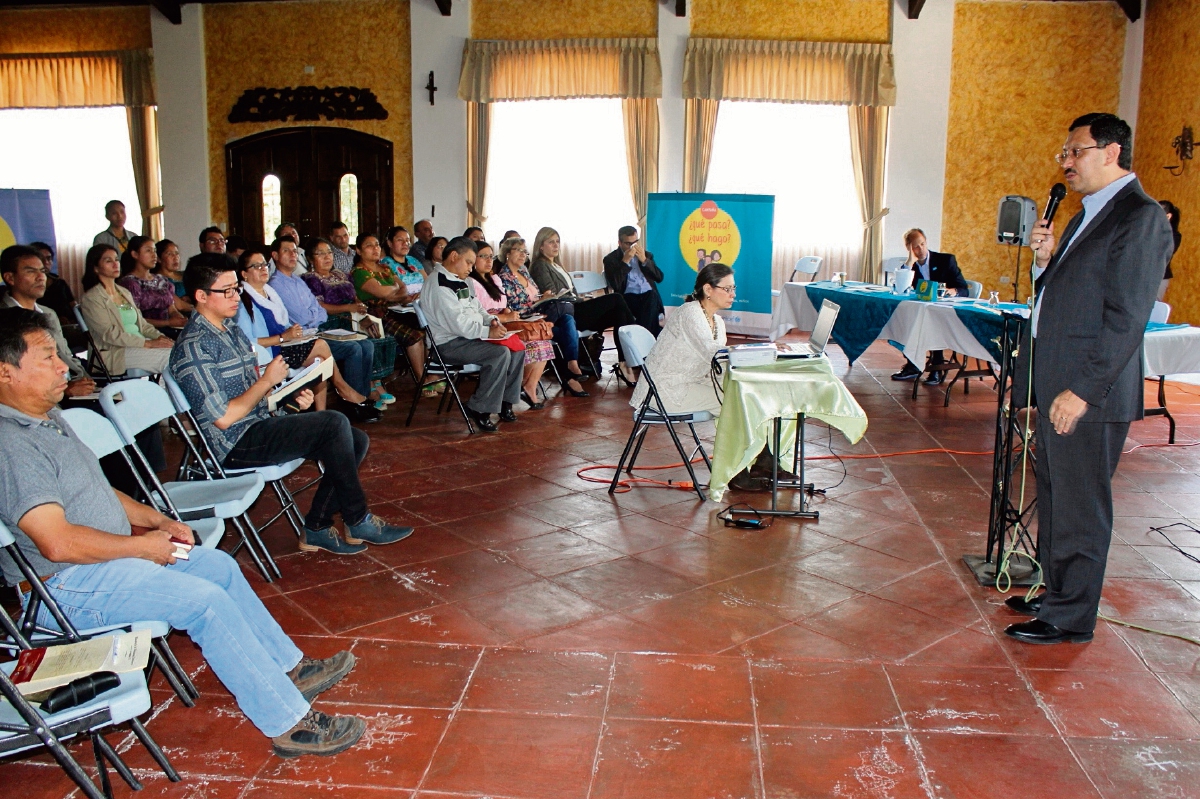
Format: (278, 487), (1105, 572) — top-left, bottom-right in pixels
(891, 365), (921, 381)
(468, 410), (498, 432)
(1004, 594), (1044, 616)
(1004, 619), (1093, 645)
(923, 371), (945, 386)
(499, 403), (518, 423)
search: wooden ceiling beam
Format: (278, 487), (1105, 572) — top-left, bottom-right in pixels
(907, 0), (927, 20)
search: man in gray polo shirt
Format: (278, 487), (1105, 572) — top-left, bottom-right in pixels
(0, 308), (364, 759)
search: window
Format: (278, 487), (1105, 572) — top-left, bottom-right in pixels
(261, 174), (282, 237)
(338, 173), (359, 239)
(486, 98), (636, 268)
(0, 106), (140, 287)
(705, 102), (862, 284)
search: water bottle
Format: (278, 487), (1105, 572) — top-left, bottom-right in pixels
(988, 290), (1000, 308)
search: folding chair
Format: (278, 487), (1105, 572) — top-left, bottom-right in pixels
(772, 256), (824, 300)
(569, 270), (611, 377)
(882, 256), (907, 288)
(1, 604), (179, 799)
(609, 325), (711, 501)
(72, 305), (114, 383)
(405, 299), (482, 434)
(1150, 301), (1171, 323)
(162, 372), (309, 545)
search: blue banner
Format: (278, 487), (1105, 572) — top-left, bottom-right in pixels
(646, 193), (775, 325)
(0, 189), (57, 267)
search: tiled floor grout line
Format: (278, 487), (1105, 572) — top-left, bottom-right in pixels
(410, 645), (487, 796)
(744, 656), (768, 799)
(583, 653), (618, 799)
(880, 664), (938, 799)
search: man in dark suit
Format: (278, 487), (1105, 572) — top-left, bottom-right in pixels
(604, 225), (665, 336)
(1008, 113), (1173, 645)
(890, 228), (969, 384)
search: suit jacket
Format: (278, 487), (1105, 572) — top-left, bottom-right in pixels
(1014, 177), (1173, 423)
(79, 283), (164, 375)
(603, 248), (664, 294)
(913, 251), (968, 293)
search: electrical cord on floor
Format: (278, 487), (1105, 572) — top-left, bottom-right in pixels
(806, 423), (846, 495)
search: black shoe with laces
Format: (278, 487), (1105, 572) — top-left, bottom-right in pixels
(272, 709), (365, 758)
(890, 364), (921, 381)
(499, 402), (518, 423)
(468, 409), (499, 432)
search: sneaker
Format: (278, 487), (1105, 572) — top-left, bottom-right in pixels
(300, 526), (367, 555)
(344, 513), (415, 546)
(288, 651), (357, 702)
(272, 709), (365, 759)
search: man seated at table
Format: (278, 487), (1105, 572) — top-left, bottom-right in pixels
(0, 307), (367, 758)
(891, 228), (969, 385)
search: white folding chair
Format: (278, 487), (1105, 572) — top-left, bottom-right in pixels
(882, 257), (907, 287)
(965, 280), (984, 299)
(1150, 301), (1171, 323)
(404, 299), (482, 433)
(569, 270), (614, 376)
(608, 325), (712, 501)
(789, 256), (823, 283)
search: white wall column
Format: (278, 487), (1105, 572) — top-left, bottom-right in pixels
(883, 0), (955, 256)
(151, 3), (211, 249)
(410, 0), (469, 236)
(657, 2), (688, 194)
(1118, 2), (1143, 141)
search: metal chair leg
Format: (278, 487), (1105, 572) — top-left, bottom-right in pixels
(93, 732), (142, 793)
(130, 716), (180, 781)
(229, 516), (272, 582)
(271, 480), (305, 539)
(149, 641), (194, 707)
(154, 636), (199, 701)
(626, 426), (650, 474)
(688, 423), (712, 471)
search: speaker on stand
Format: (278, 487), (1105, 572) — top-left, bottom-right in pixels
(996, 195), (1036, 302)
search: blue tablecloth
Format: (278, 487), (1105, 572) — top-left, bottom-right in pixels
(802, 282), (906, 363)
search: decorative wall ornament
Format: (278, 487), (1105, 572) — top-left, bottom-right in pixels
(228, 86), (388, 123)
(1165, 125), (1193, 177)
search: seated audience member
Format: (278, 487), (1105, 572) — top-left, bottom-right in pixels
(410, 218), (434, 262)
(199, 226), (227, 255)
(891, 228), (968, 385)
(424, 237), (524, 431)
(173, 253), (414, 553)
(529, 226), (638, 385)
(154, 239), (194, 315)
(351, 233), (427, 385)
(226, 234), (249, 262)
(496, 237), (588, 399)
(381, 226), (426, 296)
(79, 244), (172, 374)
(274, 223), (308, 275)
(29, 241), (75, 322)
(604, 225), (664, 337)
(238, 248), (376, 420)
(328, 221), (357, 274)
(1, 245), (94, 397)
(464, 227), (485, 243)
(93, 199), (130, 253)
(304, 237), (369, 316)
(0, 307), (366, 759)
(1159, 200), (1180, 300)
(631, 263), (730, 416)
(119, 235), (187, 336)
(470, 241), (556, 408)
(422, 236), (448, 275)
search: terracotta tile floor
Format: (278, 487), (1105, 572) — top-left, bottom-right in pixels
(7, 338), (1200, 799)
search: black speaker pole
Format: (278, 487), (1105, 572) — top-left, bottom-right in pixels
(1011, 243), (1022, 303)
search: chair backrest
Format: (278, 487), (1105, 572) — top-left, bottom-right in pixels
(411, 299), (430, 331)
(794, 256), (822, 276)
(965, 280), (984, 299)
(617, 325), (656, 369)
(570, 270), (607, 295)
(882, 257), (907, 275)
(99, 379), (177, 442)
(1151, 301), (1171, 324)
(71, 305), (89, 333)
(0, 516), (14, 548)
(162, 372), (191, 413)
(58, 407), (127, 459)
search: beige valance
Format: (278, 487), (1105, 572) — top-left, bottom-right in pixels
(683, 38), (895, 107)
(0, 49), (155, 109)
(458, 38), (662, 102)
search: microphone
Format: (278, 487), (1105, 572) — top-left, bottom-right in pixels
(1042, 183), (1067, 224)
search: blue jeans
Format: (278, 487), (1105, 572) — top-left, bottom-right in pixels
(553, 314), (579, 362)
(327, 338), (374, 396)
(36, 548), (308, 737)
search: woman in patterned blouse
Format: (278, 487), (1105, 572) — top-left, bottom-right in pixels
(350, 233), (428, 383)
(118, 235), (187, 336)
(303, 237), (369, 319)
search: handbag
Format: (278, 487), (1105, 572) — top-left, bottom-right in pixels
(505, 319), (554, 342)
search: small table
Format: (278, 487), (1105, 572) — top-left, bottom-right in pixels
(1142, 325), (1200, 443)
(708, 357), (868, 505)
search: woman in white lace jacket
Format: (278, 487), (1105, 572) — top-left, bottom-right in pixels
(630, 264), (733, 415)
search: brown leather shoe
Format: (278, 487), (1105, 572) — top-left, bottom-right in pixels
(272, 710), (365, 758)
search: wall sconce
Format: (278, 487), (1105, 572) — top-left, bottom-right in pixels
(1165, 126), (1193, 176)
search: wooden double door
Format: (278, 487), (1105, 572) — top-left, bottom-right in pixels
(225, 126), (393, 244)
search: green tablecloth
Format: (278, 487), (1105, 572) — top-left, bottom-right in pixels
(709, 357), (868, 502)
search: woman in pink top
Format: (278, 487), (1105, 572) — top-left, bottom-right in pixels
(469, 242), (553, 409)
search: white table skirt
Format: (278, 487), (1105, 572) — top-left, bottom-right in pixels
(1144, 327), (1200, 378)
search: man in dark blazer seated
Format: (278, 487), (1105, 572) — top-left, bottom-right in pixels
(604, 225), (665, 337)
(1008, 112), (1173, 645)
(891, 228), (970, 384)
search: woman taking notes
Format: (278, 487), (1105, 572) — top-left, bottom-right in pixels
(630, 263), (732, 416)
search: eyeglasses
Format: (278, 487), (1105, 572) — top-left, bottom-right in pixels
(247, 263), (269, 270)
(714, 284), (736, 294)
(1055, 145), (1105, 165)
(204, 285), (243, 298)
(205, 236), (227, 245)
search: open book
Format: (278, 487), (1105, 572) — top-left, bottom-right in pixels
(531, 288), (572, 308)
(10, 629), (152, 696)
(267, 357), (334, 412)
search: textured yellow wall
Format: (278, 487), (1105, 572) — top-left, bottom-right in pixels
(204, 0), (412, 231)
(0, 6), (151, 54)
(941, 0), (1126, 301)
(1135, 0), (1199, 325)
(471, 0), (658, 40)
(690, 0), (890, 43)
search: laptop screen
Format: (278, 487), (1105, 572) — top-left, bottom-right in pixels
(808, 300), (841, 353)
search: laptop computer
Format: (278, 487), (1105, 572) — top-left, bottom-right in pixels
(779, 299), (840, 358)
